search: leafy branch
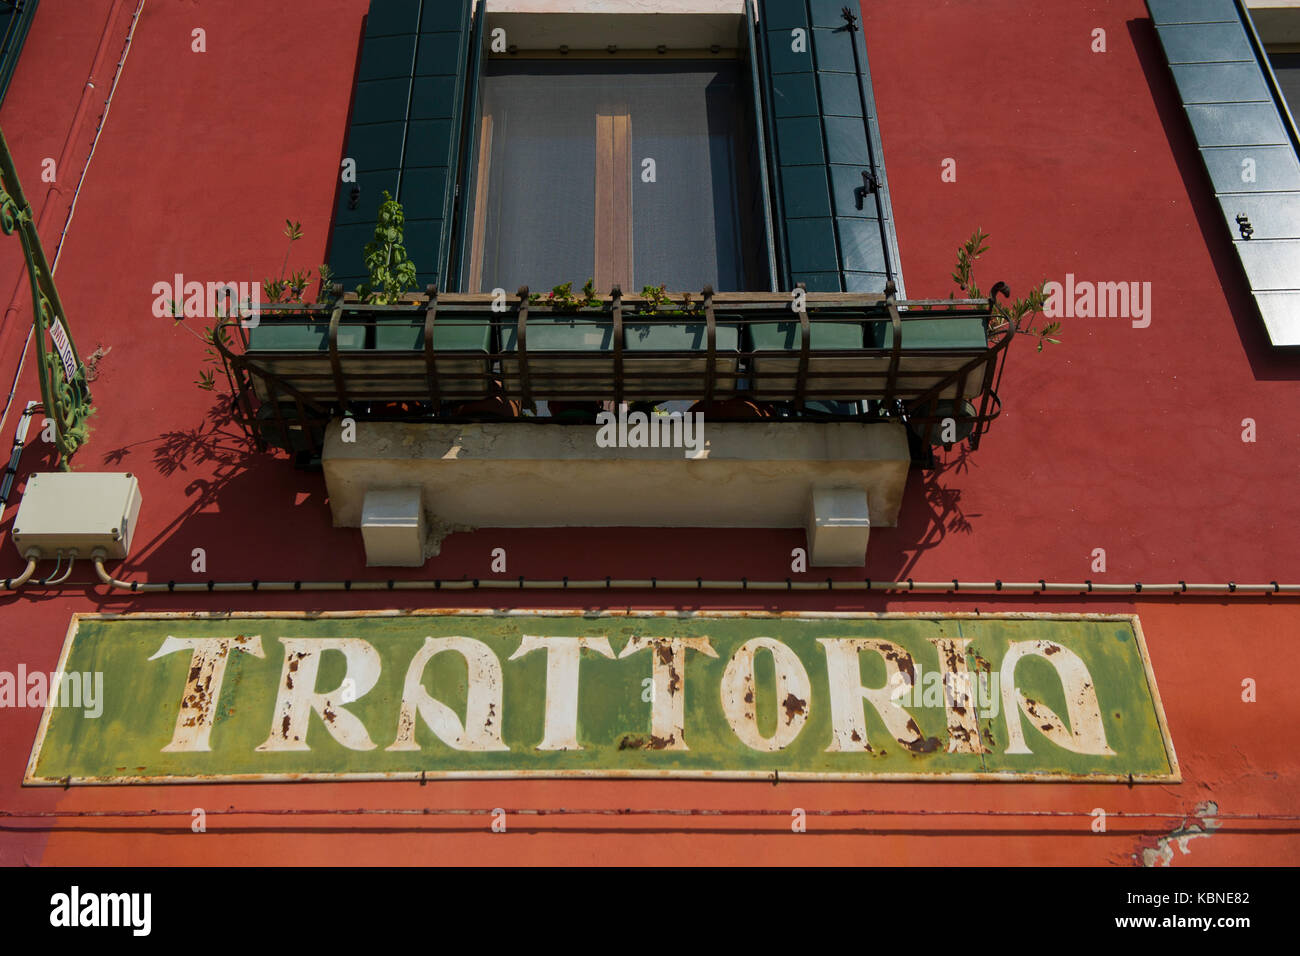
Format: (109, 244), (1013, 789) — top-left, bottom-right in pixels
(358, 191), (418, 304)
(530, 279), (600, 309)
(953, 228), (1060, 352)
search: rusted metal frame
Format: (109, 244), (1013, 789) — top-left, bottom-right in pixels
(214, 325), (261, 449)
(515, 286), (532, 409)
(969, 334), (1005, 449)
(794, 282), (810, 411)
(293, 390), (322, 460)
(882, 286), (903, 408)
(263, 376), (292, 458)
(902, 349), (1000, 422)
(921, 393), (938, 448)
(225, 294), (1007, 413)
(237, 355), (339, 414)
(902, 338), (1013, 443)
(421, 284), (441, 407)
(612, 286), (624, 408)
(326, 299), (351, 412)
(703, 285), (717, 403)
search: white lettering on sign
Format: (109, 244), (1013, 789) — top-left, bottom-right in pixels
(148, 634), (1118, 759)
(388, 636), (510, 752)
(508, 636), (615, 751)
(719, 637), (811, 751)
(1000, 640), (1114, 756)
(150, 635), (265, 751)
(618, 636), (718, 751)
(256, 638), (381, 752)
(48, 318), (79, 383)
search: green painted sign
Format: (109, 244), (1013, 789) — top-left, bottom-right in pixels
(25, 612), (1178, 784)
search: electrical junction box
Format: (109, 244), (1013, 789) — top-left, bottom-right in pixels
(11, 472), (143, 561)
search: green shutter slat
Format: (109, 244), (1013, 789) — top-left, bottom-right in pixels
(365, 0), (421, 38)
(1148, 0), (1300, 346)
(405, 0), (476, 291)
(452, 0), (489, 291)
(746, 0), (780, 291)
(358, 34), (418, 81)
(0, 0), (39, 108)
(415, 33), (463, 75)
(755, 0), (904, 297)
(330, 0), (475, 293)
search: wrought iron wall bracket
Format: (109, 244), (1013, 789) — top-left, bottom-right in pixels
(611, 286), (624, 409)
(515, 286), (532, 409)
(422, 284), (441, 405)
(0, 124), (92, 469)
(703, 285), (717, 404)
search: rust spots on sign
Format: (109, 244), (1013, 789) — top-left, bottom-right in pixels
(618, 733), (676, 751)
(782, 693), (806, 724)
(900, 718), (941, 754)
(876, 642), (916, 684)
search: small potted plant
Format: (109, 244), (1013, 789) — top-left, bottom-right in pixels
(501, 279), (612, 408)
(623, 285), (740, 400)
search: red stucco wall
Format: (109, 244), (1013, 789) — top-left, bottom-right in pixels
(0, 0), (1297, 865)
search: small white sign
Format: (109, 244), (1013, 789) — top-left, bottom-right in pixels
(48, 318), (79, 383)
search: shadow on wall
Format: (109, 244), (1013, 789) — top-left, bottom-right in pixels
(93, 399), (355, 585)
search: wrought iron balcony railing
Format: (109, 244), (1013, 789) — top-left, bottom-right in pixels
(215, 286), (1013, 464)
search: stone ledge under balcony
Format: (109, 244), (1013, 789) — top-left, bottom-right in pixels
(322, 420), (910, 566)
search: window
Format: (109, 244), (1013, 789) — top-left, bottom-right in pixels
(1267, 51), (1300, 115)
(1147, 0), (1300, 346)
(463, 57), (769, 295)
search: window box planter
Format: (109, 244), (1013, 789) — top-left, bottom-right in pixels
(501, 312), (616, 402)
(745, 316), (874, 400)
(501, 310), (743, 403)
(745, 312), (992, 403)
(245, 312), (367, 403)
(368, 311), (493, 403)
(880, 315), (990, 404)
(622, 316), (740, 400)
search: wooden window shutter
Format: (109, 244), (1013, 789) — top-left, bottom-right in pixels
(329, 0), (479, 293)
(753, 0), (905, 296)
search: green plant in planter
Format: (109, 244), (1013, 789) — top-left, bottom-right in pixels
(639, 283), (670, 312)
(530, 278), (600, 310)
(262, 219), (316, 305)
(357, 190), (418, 305)
(952, 228), (1058, 351)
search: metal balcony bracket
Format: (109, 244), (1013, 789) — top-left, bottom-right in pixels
(515, 285), (532, 409)
(0, 124), (92, 469)
(795, 281), (810, 411)
(883, 281), (902, 407)
(703, 285), (717, 404)
(327, 297), (350, 412)
(611, 285), (624, 408)
(422, 284), (441, 404)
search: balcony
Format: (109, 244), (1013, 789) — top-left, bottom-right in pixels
(218, 286), (1008, 454)
(215, 286), (1010, 568)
